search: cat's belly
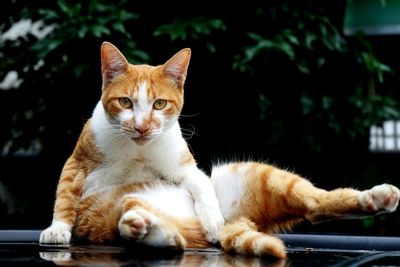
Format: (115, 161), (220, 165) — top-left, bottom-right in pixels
(128, 183), (196, 218)
(82, 161), (159, 197)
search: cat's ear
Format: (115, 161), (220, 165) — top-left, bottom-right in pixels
(101, 42), (129, 85)
(163, 48), (191, 88)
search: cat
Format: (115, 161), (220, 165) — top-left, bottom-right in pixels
(39, 41), (224, 246)
(40, 42), (400, 259)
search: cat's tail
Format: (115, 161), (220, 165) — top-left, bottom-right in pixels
(219, 217), (287, 259)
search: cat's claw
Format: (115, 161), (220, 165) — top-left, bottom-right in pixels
(39, 226), (71, 244)
(360, 184), (400, 213)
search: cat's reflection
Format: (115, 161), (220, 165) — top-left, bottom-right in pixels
(40, 248), (287, 267)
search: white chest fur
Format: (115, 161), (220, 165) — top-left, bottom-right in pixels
(82, 102), (187, 197)
(82, 156), (159, 197)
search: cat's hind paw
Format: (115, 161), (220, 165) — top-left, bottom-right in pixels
(118, 209), (154, 240)
(253, 235), (287, 259)
(119, 208), (185, 248)
(360, 184), (400, 213)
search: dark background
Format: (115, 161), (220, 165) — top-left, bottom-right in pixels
(1, 0), (400, 236)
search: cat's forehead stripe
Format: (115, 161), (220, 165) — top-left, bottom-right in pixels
(137, 81), (148, 104)
(132, 81), (152, 127)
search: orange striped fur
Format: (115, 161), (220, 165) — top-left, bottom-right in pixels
(53, 121), (102, 226)
(211, 162), (399, 258)
(40, 43), (400, 260)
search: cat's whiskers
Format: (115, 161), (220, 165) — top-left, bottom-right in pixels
(103, 132), (125, 146)
(179, 113), (200, 118)
(99, 126), (129, 147)
(96, 124), (120, 131)
(181, 125), (198, 139)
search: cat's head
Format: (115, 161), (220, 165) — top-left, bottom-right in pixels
(100, 42), (190, 146)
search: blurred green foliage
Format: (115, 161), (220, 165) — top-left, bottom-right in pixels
(33, 0), (148, 75)
(234, 3), (398, 147)
(1, 0), (400, 234)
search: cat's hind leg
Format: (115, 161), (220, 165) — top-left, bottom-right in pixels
(270, 177), (400, 223)
(220, 217), (286, 258)
(119, 196), (186, 248)
(212, 162), (400, 228)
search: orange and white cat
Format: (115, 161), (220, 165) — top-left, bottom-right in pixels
(40, 42), (224, 245)
(40, 42), (400, 259)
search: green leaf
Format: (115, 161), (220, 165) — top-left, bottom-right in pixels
(248, 32), (263, 42)
(278, 41), (295, 60)
(88, 0), (97, 14)
(154, 17), (225, 41)
(304, 32), (317, 49)
(300, 95), (314, 115)
(70, 3), (82, 16)
(91, 25), (111, 38)
(119, 10), (139, 21)
(57, 0), (70, 15)
(77, 26), (88, 39)
(125, 47), (151, 64)
(94, 3), (110, 13)
(322, 96), (333, 110)
(112, 22), (128, 35)
(38, 9), (59, 20)
(287, 35), (299, 45)
(30, 38), (63, 58)
(357, 51), (393, 83)
(297, 60), (310, 74)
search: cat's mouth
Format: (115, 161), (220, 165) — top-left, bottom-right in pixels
(131, 136), (151, 146)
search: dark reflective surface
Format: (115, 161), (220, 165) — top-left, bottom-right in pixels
(2, 243), (400, 267)
(1, 231), (400, 266)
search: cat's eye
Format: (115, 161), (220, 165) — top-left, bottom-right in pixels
(119, 97), (132, 109)
(153, 99), (167, 110)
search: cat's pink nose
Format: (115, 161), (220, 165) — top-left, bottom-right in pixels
(135, 126), (150, 135)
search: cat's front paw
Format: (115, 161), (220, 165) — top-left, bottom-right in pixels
(360, 184), (400, 213)
(39, 226), (71, 244)
(199, 210), (225, 244)
(40, 252), (72, 262)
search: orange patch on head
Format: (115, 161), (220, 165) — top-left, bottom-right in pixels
(100, 64), (185, 129)
(100, 43), (188, 119)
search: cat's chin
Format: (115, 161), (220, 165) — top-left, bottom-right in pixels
(131, 137), (152, 146)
